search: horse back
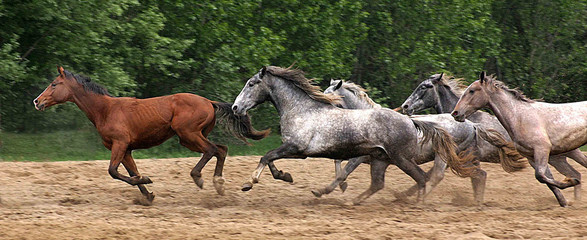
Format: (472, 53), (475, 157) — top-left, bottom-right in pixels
(534, 101), (587, 153)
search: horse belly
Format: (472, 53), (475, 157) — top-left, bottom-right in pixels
(129, 126), (175, 149)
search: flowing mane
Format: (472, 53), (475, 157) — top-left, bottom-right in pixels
(338, 81), (381, 109)
(436, 74), (468, 97)
(487, 75), (535, 103)
(63, 70), (111, 96)
(266, 66), (342, 105)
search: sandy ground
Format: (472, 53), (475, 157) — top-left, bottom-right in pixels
(1, 155), (587, 239)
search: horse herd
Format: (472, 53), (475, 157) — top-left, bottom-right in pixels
(33, 66), (587, 207)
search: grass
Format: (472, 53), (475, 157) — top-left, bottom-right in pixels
(0, 130), (282, 161)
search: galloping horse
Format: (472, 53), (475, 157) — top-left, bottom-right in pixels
(313, 80), (525, 205)
(402, 73), (587, 201)
(452, 72), (587, 207)
(231, 66), (473, 204)
(33, 67), (269, 204)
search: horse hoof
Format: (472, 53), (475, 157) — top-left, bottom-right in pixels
(213, 177), (225, 196)
(339, 182), (348, 193)
(142, 176), (153, 184)
(282, 172), (293, 183)
(134, 192), (155, 206)
(194, 178), (204, 189)
(130, 176), (153, 185)
(311, 190), (323, 198)
(242, 182), (253, 191)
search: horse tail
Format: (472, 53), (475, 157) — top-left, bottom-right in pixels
(211, 101), (271, 143)
(412, 119), (477, 178)
(474, 125), (527, 172)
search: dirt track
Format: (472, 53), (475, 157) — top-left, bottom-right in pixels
(1, 156), (587, 239)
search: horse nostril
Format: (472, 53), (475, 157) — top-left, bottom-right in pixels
(34, 99), (39, 104)
(232, 105), (238, 111)
(451, 111), (458, 117)
(403, 104), (408, 109)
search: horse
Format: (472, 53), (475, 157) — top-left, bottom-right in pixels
(231, 66), (474, 204)
(313, 80), (525, 205)
(403, 73), (587, 202)
(33, 66), (270, 204)
(452, 72), (587, 207)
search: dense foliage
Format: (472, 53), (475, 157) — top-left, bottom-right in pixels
(1, 0), (586, 134)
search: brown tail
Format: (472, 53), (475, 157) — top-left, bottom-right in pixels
(211, 102), (271, 143)
(412, 119), (477, 178)
(474, 125), (527, 172)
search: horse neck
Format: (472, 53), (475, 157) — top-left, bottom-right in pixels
(69, 85), (111, 126)
(486, 90), (529, 138)
(435, 85), (461, 113)
(437, 86), (486, 122)
(268, 77), (331, 118)
(338, 89), (374, 110)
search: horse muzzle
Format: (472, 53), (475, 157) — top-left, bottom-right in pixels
(451, 110), (466, 122)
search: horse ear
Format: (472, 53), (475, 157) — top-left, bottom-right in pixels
(57, 66), (65, 77)
(479, 71), (486, 83)
(330, 79), (335, 85)
(334, 80), (343, 90)
(260, 66), (267, 79)
(433, 72), (443, 83)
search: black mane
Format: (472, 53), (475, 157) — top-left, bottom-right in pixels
(63, 70), (111, 96)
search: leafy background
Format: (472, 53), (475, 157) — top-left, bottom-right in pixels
(1, 0), (585, 160)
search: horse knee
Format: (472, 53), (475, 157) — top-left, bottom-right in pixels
(108, 167), (120, 180)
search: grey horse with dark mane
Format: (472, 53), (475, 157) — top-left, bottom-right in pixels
(403, 73), (587, 203)
(231, 66), (473, 204)
(313, 80), (525, 205)
(452, 72), (587, 207)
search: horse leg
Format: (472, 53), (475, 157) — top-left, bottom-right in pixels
(212, 144), (228, 195)
(334, 160), (347, 191)
(549, 155), (581, 202)
(122, 152), (155, 203)
(393, 154), (428, 203)
(398, 157), (446, 199)
(108, 143), (153, 185)
(175, 129), (223, 193)
(533, 148), (580, 191)
(564, 148), (587, 168)
(242, 143), (302, 191)
(528, 157), (569, 207)
(312, 156), (366, 197)
(470, 161), (487, 206)
(352, 159), (389, 205)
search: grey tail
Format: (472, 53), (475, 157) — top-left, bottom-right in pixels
(412, 119), (478, 178)
(474, 125), (527, 172)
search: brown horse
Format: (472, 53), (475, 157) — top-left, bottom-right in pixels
(452, 72), (587, 207)
(33, 66), (270, 204)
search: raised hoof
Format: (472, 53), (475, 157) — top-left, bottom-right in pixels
(242, 181), (253, 191)
(339, 181), (348, 193)
(213, 176), (226, 196)
(130, 176), (153, 185)
(193, 177), (204, 189)
(311, 189), (323, 198)
(281, 172), (294, 183)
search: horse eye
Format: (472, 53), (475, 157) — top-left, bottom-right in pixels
(51, 83), (57, 87)
(469, 90), (475, 94)
(420, 85), (427, 89)
(248, 82), (254, 87)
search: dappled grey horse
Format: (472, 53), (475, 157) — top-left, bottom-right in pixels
(314, 80), (525, 205)
(452, 72), (587, 207)
(231, 66), (473, 204)
(402, 73), (587, 202)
